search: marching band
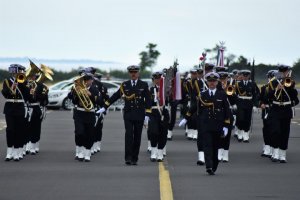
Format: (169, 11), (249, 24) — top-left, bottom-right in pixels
(1, 55), (299, 175)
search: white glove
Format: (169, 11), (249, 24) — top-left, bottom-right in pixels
(96, 107), (106, 114)
(232, 104), (237, 110)
(253, 106), (258, 113)
(144, 116), (150, 126)
(179, 118), (187, 127)
(223, 127), (228, 137)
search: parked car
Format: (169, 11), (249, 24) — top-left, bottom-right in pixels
(47, 79), (121, 110)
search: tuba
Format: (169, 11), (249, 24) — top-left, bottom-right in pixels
(73, 76), (94, 111)
(26, 60), (43, 91)
(37, 64), (54, 83)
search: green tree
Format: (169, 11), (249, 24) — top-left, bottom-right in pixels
(139, 43), (160, 72)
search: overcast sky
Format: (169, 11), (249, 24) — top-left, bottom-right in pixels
(1, 0), (299, 71)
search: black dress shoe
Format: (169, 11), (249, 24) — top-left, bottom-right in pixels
(167, 137), (172, 141)
(280, 160), (287, 163)
(131, 161), (138, 165)
(238, 139), (242, 142)
(75, 156), (79, 160)
(125, 161), (132, 165)
(243, 140), (249, 143)
(206, 168), (215, 175)
(150, 158), (156, 162)
(78, 158), (84, 162)
(5, 158), (12, 162)
(197, 161), (205, 166)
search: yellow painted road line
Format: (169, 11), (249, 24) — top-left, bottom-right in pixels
(159, 162), (174, 200)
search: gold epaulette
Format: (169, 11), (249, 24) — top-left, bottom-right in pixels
(105, 101), (110, 106)
(146, 109), (152, 113)
(224, 119), (230, 124)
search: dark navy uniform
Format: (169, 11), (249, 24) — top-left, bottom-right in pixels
(148, 83), (169, 162)
(217, 72), (236, 162)
(92, 77), (108, 153)
(2, 65), (31, 161)
(260, 70), (277, 158)
(185, 72), (231, 175)
(68, 75), (103, 162)
(235, 70), (260, 142)
(264, 65), (299, 162)
(103, 74), (151, 165)
(26, 81), (49, 154)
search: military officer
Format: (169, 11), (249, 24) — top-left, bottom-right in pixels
(97, 65), (151, 165)
(179, 72), (231, 175)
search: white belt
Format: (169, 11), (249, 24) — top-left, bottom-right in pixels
(273, 101), (291, 106)
(6, 99), (25, 103)
(238, 96), (252, 100)
(29, 103), (40, 106)
(75, 107), (95, 112)
(152, 106), (165, 110)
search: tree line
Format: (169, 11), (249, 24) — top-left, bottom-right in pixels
(1, 43), (299, 84)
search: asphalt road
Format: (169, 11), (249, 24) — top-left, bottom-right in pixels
(0, 94), (300, 200)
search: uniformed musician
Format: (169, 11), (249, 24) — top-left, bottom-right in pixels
(148, 72), (170, 162)
(2, 64), (31, 161)
(97, 65), (151, 165)
(264, 65), (299, 162)
(260, 70), (276, 158)
(68, 72), (103, 162)
(85, 67), (109, 154)
(235, 70), (260, 142)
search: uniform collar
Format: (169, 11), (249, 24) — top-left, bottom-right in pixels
(208, 88), (216, 96)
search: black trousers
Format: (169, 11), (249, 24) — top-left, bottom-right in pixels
(74, 119), (95, 149)
(28, 115), (42, 143)
(197, 117), (204, 151)
(187, 113), (197, 130)
(236, 106), (253, 132)
(203, 131), (220, 171)
(148, 115), (168, 149)
(168, 101), (178, 131)
(124, 119), (144, 162)
(262, 118), (272, 146)
(219, 116), (233, 150)
(5, 114), (27, 148)
(94, 117), (104, 142)
(270, 117), (291, 150)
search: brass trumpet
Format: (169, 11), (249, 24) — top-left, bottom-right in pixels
(16, 73), (26, 83)
(223, 78), (235, 96)
(73, 76), (94, 111)
(226, 85), (235, 96)
(283, 77), (292, 87)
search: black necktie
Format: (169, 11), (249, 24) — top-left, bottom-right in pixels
(210, 91), (213, 97)
(132, 80), (136, 87)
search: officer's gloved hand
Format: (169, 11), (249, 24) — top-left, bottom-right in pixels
(232, 104), (237, 111)
(144, 116), (150, 127)
(253, 106), (258, 113)
(178, 118), (187, 127)
(96, 107), (106, 114)
(222, 127), (228, 137)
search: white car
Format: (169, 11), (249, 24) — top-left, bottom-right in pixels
(47, 79), (121, 110)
